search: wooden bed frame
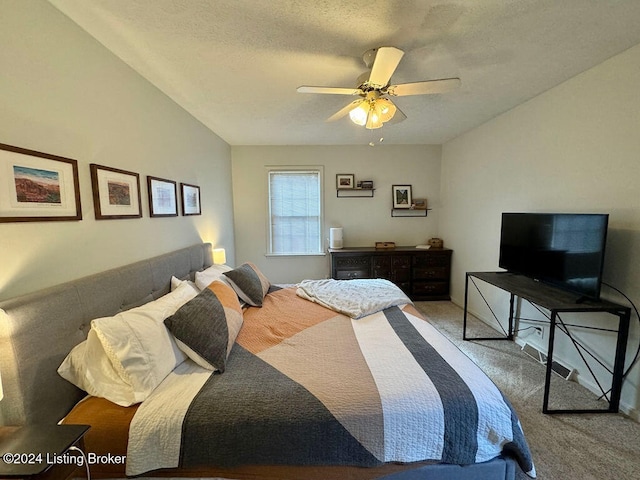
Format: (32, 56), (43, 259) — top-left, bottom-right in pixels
(0, 243), (519, 480)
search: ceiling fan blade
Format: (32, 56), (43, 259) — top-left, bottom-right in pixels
(388, 77), (461, 96)
(326, 99), (365, 122)
(368, 47), (404, 87)
(297, 86), (363, 95)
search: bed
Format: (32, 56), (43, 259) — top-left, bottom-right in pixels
(0, 243), (535, 480)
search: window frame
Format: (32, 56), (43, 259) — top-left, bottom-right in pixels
(265, 166), (325, 257)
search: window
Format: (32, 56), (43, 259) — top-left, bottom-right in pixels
(267, 168), (323, 255)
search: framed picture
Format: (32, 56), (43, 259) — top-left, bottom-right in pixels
(147, 176), (178, 217)
(0, 143), (82, 222)
(180, 183), (201, 216)
(392, 184), (412, 209)
(90, 164), (142, 220)
(336, 174), (355, 189)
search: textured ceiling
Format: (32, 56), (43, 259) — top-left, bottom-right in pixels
(48, 0), (640, 146)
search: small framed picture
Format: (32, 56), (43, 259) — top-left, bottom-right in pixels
(180, 183), (201, 216)
(0, 143), (82, 222)
(90, 164), (142, 220)
(361, 180), (374, 189)
(147, 176), (178, 217)
(392, 184), (412, 209)
(336, 174), (355, 189)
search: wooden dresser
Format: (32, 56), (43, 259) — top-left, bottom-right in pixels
(329, 246), (452, 301)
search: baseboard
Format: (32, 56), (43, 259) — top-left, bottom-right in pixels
(573, 372), (639, 421)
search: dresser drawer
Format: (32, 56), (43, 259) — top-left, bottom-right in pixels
(413, 266), (449, 280)
(372, 256), (390, 268)
(413, 253), (451, 267)
(335, 256), (371, 269)
(335, 269), (370, 280)
(412, 281), (449, 296)
(392, 255), (411, 267)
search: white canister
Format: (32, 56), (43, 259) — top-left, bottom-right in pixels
(329, 227), (343, 249)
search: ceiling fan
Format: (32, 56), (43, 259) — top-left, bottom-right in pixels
(297, 47), (460, 129)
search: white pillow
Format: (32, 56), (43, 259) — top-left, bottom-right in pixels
(58, 331), (137, 406)
(58, 281), (198, 406)
(170, 275), (197, 292)
(194, 264), (233, 290)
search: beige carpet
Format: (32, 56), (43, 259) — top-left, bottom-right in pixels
(414, 301), (640, 480)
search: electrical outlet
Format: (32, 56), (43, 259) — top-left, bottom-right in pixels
(534, 327), (544, 339)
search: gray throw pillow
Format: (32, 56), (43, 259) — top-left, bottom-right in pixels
(164, 281), (243, 372)
(223, 262), (270, 307)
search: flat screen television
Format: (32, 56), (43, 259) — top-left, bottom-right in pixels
(499, 213), (609, 300)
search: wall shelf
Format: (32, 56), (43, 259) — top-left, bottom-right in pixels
(391, 208), (431, 217)
(337, 188), (375, 198)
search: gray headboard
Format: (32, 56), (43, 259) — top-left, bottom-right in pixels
(0, 243), (212, 426)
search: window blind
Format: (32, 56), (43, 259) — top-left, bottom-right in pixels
(268, 170), (322, 254)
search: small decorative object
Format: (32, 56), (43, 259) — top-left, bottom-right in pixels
(330, 227), (343, 249)
(180, 183), (201, 216)
(392, 184), (412, 209)
(147, 176), (178, 217)
(428, 237), (444, 249)
(361, 180), (374, 189)
(336, 174), (355, 189)
(90, 164), (142, 220)
(412, 198), (427, 210)
(0, 143), (82, 222)
(375, 241), (396, 249)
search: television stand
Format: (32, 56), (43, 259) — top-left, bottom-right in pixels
(463, 271), (631, 414)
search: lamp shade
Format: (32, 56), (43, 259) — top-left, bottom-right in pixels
(377, 98), (397, 122)
(366, 105), (383, 129)
(213, 248), (227, 265)
(348, 102), (369, 126)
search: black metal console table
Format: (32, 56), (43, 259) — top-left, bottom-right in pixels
(463, 271), (631, 414)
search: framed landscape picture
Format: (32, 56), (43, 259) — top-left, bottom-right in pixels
(90, 164), (142, 220)
(0, 143), (82, 222)
(180, 183), (201, 216)
(392, 184), (412, 209)
(147, 176), (178, 217)
(336, 174), (355, 189)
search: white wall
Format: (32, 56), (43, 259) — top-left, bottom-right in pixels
(232, 145), (441, 283)
(0, 1), (234, 301)
(440, 43), (640, 417)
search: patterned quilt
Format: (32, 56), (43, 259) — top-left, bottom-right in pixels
(126, 286), (536, 477)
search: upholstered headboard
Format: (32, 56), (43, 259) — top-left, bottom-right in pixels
(0, 243), (212, 426)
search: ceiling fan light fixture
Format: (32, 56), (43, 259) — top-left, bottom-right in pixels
(365, 106), (383, 129)
(377, 98), (396, 122)
(349, 102), (369, 126)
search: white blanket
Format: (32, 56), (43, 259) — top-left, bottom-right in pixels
(296, 278), (411, 319)
(126, 361), (212, 475)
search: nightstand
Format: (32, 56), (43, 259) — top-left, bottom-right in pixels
(0, 425), (90, 480)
